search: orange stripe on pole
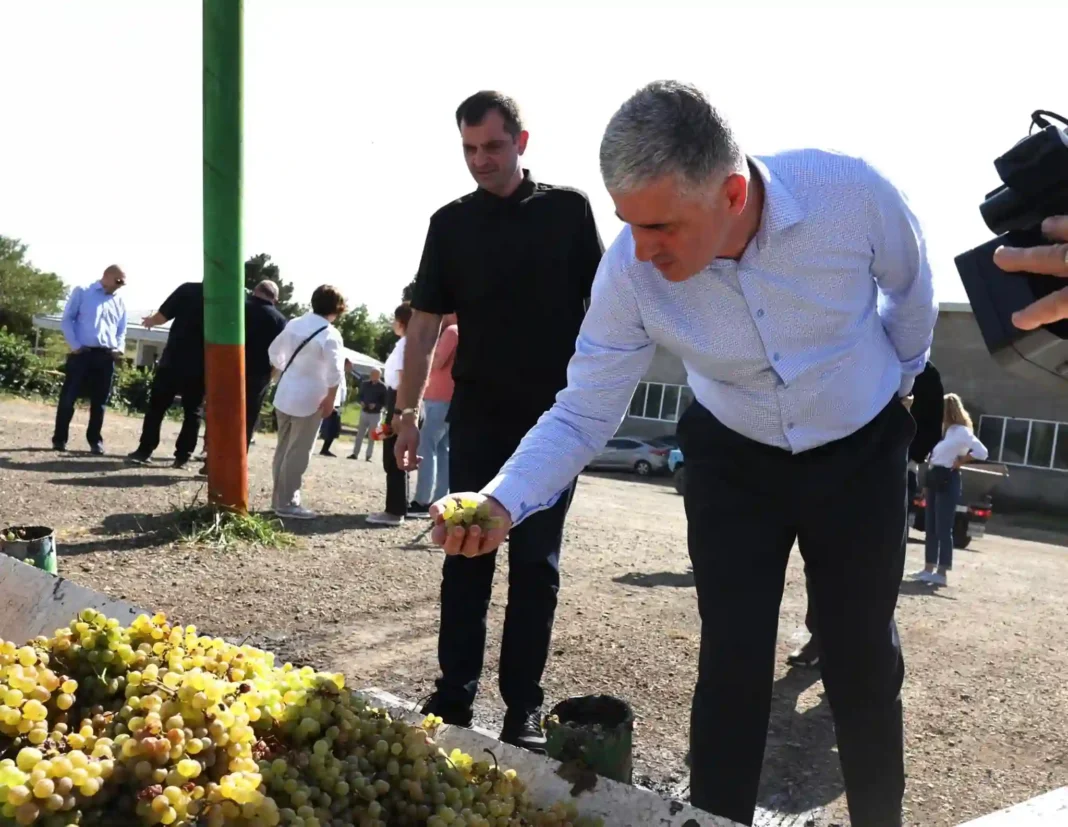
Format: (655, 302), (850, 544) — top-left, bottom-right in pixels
(205, 343), (248, 512)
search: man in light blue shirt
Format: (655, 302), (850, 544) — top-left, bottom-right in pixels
(52, 265), (128, 454)
(431, 82), (936, 826)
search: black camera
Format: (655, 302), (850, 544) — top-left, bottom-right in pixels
(955, 110), (1068, 390)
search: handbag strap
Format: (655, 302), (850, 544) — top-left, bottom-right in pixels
(278, 325), (328, 382)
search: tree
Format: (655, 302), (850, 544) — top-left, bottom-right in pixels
(244, 253), (305, 319)
(373, 313), (399, 362)
(401, 276), (417, 303)
(334, 304), (380, 356)
(0, 236), (67, 340)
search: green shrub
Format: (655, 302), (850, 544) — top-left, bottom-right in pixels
(0, 328), (64, 397)
(111, 365), (155, 413)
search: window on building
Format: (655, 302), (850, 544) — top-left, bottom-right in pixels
(978, 415), (1068, 471)
(628, 382), (692, 422)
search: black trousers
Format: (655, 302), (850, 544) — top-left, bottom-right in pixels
(136, 366), (205, 458)
(246, 374), (272, 447)
(435, 415), (575, 714)
(381, 388), (408, 516)
(680, 399), (912, 827)
(52, 349), (116, 449)
(803, 465), (921, 640)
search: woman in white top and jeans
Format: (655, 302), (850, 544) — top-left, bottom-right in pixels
(268, 285), (347, 520)
(914, 393), (988, 586)
(367, 304), (412, 526)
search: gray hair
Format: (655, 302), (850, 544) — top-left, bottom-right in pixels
(600, 81), (744, 194)
(253, 279), (279, 302)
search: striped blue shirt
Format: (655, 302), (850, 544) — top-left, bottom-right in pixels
(483, 149), (938, 525)
(60, 281), (127, 352)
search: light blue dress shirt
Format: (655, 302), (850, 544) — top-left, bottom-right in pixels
(483, 149), (938, 525)
(61, 281), (127, 352)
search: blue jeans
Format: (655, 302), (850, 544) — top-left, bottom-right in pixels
(414, 399), (450, 505)
(924, 468), (961, 569)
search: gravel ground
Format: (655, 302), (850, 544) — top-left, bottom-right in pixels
(1, 398), (1066, 826)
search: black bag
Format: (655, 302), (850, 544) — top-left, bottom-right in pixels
(926, 465), (952, 493)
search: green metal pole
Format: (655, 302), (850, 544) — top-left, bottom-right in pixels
(202, 0), (247, 512)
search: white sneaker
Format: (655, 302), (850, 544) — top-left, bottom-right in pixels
(366, 512), (404, 527)
(910, 569), (936, 583)
(274, 506), (317, 520)
(928, 571), (948, 587)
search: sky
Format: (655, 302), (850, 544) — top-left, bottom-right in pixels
(2, 0), (1066, 317)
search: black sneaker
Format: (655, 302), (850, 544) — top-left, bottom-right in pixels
(127, 451), (152, 466)
(320, 450), (337, 458)
(52, 442), (66, 452)
(173, 454), (191, 469)
(408, 501), (431, 517)
(198, 464), (208, 476)
(89, 444), (105, 456)
(420, 693), (473, 729)
(500, 709), (547, 754)
(786, 636), (821, 668)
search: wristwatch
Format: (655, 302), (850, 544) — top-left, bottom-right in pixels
(397, 408), (419, 419)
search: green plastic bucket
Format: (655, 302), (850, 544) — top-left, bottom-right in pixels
(545, 694), (634, 785)
(1, 526), (58, 574)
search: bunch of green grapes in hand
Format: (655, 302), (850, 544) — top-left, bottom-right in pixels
(440, 497), (500, 531)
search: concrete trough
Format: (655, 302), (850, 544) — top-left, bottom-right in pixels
(2, 556), (1063, 826)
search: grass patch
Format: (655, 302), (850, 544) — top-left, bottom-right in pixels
(339, 402), (364, 429)
(173, 494), (296, 550)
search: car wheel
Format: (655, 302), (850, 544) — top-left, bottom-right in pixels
(955, 535), (972, 550)
(673, 466), (686, 495)
(635, 460), (652, 476)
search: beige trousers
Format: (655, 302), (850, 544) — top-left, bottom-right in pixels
(272, 410), (323, 509)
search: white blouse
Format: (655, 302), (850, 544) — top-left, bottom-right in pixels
(383, 336), (406, 389)
(928, 425), (989, 469)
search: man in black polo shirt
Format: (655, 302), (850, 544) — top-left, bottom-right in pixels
(394, 91), (604, 752)
(128, 282), (205, 468)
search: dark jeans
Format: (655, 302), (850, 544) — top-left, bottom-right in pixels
(679, 399), (913, 827)
(435, 415), (575, 714)
(924, 468), (960, 569)
(381, 388), (407, 516)
(136, 366), (205, 459)
(52, 349), (117, 449)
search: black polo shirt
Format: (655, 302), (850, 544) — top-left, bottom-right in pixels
(411, 170), (604, 425)
(245, 294), (287, 382)
(157, 282), (205, 377)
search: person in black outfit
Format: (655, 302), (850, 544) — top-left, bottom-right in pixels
(197, 281), (287, 476)
(128, 282), (205, 468)
(350, 369), (387, 461)
(243, 280), (288, 444)
(392, 91), (604, 751)
(787, 361), (944, 668)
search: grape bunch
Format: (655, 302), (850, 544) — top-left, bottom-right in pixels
(439, 498), (500, 533)
(0, 611), (601, 827)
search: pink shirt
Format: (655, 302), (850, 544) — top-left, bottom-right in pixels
(424, 324), (458, 402)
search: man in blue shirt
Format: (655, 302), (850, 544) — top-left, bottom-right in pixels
(52, 265), (128, 454)
(428, 82), (937, 827)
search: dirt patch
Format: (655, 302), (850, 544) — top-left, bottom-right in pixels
(1, 398), (1066, 825)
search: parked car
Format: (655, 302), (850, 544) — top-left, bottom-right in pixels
(587, 437), (671, 476)
(669, 448), (685, 494)
(909, 463), (1008, 548)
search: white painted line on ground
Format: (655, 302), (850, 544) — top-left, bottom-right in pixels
(956, 785), (1068, 825)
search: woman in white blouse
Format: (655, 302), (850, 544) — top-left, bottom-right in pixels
(913, 393), (988, 587)
(367, 304), (412, 526)
(268, 285), (347, 520)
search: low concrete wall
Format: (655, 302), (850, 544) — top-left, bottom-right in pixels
(957, 786), (1068, 825)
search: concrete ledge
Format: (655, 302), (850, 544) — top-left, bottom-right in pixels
(957, 787), (1068, 825)
(361, 688), (731, 827)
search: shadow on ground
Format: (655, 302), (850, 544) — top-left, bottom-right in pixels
(757, 665), (844, 815)
(898, 579), (956, 600)
(49, 474), (189, 488)
(613, 569), (695, 588)
(0, 457), (129, 474)
(56, 512), (179, 556)
(984, 514), (1068, 549)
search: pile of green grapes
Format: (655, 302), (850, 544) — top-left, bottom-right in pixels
(0, 611), (602, 827)
(439, 499), (499, 533)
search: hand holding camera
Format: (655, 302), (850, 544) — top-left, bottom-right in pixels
(993, 215), (1068, 329)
